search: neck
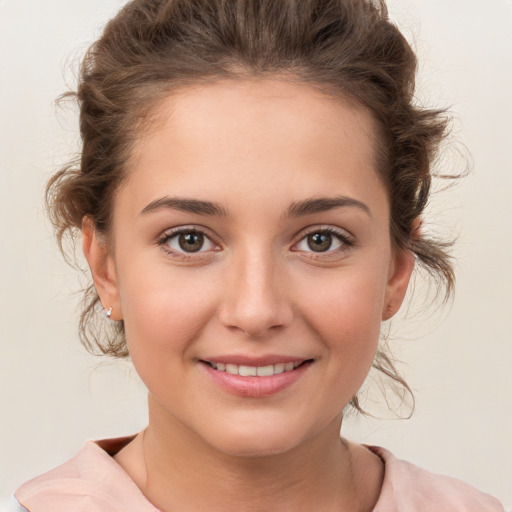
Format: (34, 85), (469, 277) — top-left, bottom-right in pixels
(117, 395), (382, 512)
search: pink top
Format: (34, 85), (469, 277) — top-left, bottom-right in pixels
(14, 437), (505, 512)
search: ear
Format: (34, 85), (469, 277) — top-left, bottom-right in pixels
(382, 217), (421, 321)
(382, 246), (415, 321)
(82, 217), (122, 321)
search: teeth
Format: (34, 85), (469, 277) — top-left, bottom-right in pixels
(239, 365), (257, 377)
(274, 363), (285, 374)
(207, 361), (303, 376)
(256, 365), (274, 377)
(226, 364), (238, 375)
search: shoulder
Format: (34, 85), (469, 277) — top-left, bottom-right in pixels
(369, 446), (505, 512)
(13, 437), (158, 512)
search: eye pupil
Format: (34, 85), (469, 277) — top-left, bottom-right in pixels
(308, 233), (332, 252)
(179, 232), (204, 252)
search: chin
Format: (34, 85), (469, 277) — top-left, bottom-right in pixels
(215, 435), (303, 459)
(201, 419), (309, 458)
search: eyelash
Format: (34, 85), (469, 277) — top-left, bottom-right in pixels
(157, 226), (355, 259)
(293, 226), (355, 258)
(157, 226), (219, 260)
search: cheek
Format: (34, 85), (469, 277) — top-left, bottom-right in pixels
(117, 264), (219, 360)
(297, 264), (388, 372)
(118, 268), (221, 405)
(300, 264), (387, 332)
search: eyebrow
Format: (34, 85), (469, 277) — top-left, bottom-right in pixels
(140, 196), (229, 217)
(285, 196), (371, 219)
(139, 194), (370, 219)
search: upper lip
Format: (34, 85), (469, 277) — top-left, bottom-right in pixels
(199, 355), (311, 366)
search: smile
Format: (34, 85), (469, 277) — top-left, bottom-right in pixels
(201, 358), (312, 397)
(205, 361), (303, 377)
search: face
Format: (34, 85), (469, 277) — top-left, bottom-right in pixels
(85, 79), (413, 457)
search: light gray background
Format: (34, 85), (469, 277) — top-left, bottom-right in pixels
(1, 0), (511, 508)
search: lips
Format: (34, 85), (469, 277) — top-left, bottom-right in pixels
(200, 357), (313, 398)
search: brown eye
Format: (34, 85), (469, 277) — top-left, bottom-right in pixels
(307, 232), (333, 252)
(160, 229), (217, 255)
(294, 228), (352, 256)
(178, 232), (205, 252)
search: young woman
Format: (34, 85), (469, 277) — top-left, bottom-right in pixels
(9, 0), (506, 510)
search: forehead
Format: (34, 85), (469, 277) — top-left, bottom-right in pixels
(120, 78), (386, 220)
(141, 78), (377, 155)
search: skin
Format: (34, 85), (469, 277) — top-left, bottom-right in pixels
(83, 79), (415, 512)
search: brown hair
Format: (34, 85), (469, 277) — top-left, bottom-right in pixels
(47, 0), (454, 414)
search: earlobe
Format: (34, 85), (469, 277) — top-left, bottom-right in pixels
(382, 248), (415, 321)
(82, 217), (122, 321)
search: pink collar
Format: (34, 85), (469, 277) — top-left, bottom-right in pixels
(16, 437), (504, 512)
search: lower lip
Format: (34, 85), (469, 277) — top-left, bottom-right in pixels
(201, 361), (312, 398)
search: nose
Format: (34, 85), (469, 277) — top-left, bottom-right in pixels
(217, 246), (294, 338)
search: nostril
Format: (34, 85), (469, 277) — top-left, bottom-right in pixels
(217, 263), (294, 336)
(218, 302), (293, 337)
